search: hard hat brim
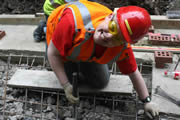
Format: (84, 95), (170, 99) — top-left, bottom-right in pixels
(116, 14), (132, 43)
(116, 6), (151, 44)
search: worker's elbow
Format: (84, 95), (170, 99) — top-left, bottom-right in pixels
(47, 47), (51, 59)
(47, 46), (51, 55)
(128, 68), (138, 76)
(47, 44), (55, 61)
(47, 41), (56, 56)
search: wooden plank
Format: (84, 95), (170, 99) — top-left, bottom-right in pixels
(8, 69), (133, 94)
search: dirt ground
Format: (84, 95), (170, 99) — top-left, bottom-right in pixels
(0, 0), (180, 15)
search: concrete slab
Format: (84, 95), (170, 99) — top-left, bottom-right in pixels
(0, 23), (179, 55)
(151, 15), (180, 29)
(133, 52), (154, 64)
(152, 59), (180, 115)
(0, 24), (45, 52)
(0, 15), (180, 54)
(152, 95), (180, 115)
(8, 69), (133, 94)
(0, 15), (45, 25)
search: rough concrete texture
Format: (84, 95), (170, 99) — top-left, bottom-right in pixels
(133, 52), (154, 64)
(152, 57), (180, 115)
(135, 53), (180, 115)
(0, 16), (180, 54)
(0, 24), (45, 52)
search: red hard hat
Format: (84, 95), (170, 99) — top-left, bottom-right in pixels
(116, 6), (151, 44)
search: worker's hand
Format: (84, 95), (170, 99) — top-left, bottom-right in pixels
(144, 102), (159, 119)
(62, 82), (79, 104)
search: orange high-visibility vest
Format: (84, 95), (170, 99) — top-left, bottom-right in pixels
(46, 0), (131, 64)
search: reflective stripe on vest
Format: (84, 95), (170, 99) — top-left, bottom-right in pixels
(65, 1), (130, 64)
(108, 43), (128, 64)
(89, 43), (130, 64)
(66, 1), (95, 61)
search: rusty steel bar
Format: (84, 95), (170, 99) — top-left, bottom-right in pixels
(0, 54), (153, 119)
(2, 55), (11, 119)
(24, 88), (28, 118)
(112, 96), (115, 119)
(18, 54), (23, 66)
(56, 91), (60, 120)
(2, 89), (138, 119)
(30, 56), (36, 67)
(40, 89), (44, 119)
(43, 56), (46, 68)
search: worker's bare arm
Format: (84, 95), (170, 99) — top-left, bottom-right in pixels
(48, 40), (69, 85)
(128, 68), (149, 100)
(48, 40), (79, 103)
(128, 69), (159, 119)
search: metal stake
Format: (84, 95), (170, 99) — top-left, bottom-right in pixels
(72, 72), (78, 120)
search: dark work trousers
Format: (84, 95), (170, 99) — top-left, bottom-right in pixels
(33, 14), (49, 42)
(64, 62), (110, 89)
(44, 14), (49, 61)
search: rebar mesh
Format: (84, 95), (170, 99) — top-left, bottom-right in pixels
(0, 53), (155, 120)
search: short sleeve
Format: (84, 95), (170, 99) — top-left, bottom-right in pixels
(116, 47), (137, 74)
(52, 9), (75, 58)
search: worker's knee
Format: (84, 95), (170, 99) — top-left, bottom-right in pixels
(88, 76), (110, 89)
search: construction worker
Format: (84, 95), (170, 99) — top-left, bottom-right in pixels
(33, 0), (65, 42)
(33, 0), (95, 42)
(33, 0), (76, 42)
(46, 0), (159, 119)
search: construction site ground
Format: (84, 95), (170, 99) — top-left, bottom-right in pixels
(0, 14), (180, 120)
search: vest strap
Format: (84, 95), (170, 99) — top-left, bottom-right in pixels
(66, 1), (95, 61)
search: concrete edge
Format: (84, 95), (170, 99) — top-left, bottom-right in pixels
(0, 49), (45, 56)
(0, 14), (45, 25)
(151, 15), (180, 29)
(0, 15), (180, 28)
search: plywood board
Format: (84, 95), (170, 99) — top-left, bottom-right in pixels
(8, 69), (133, 94)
